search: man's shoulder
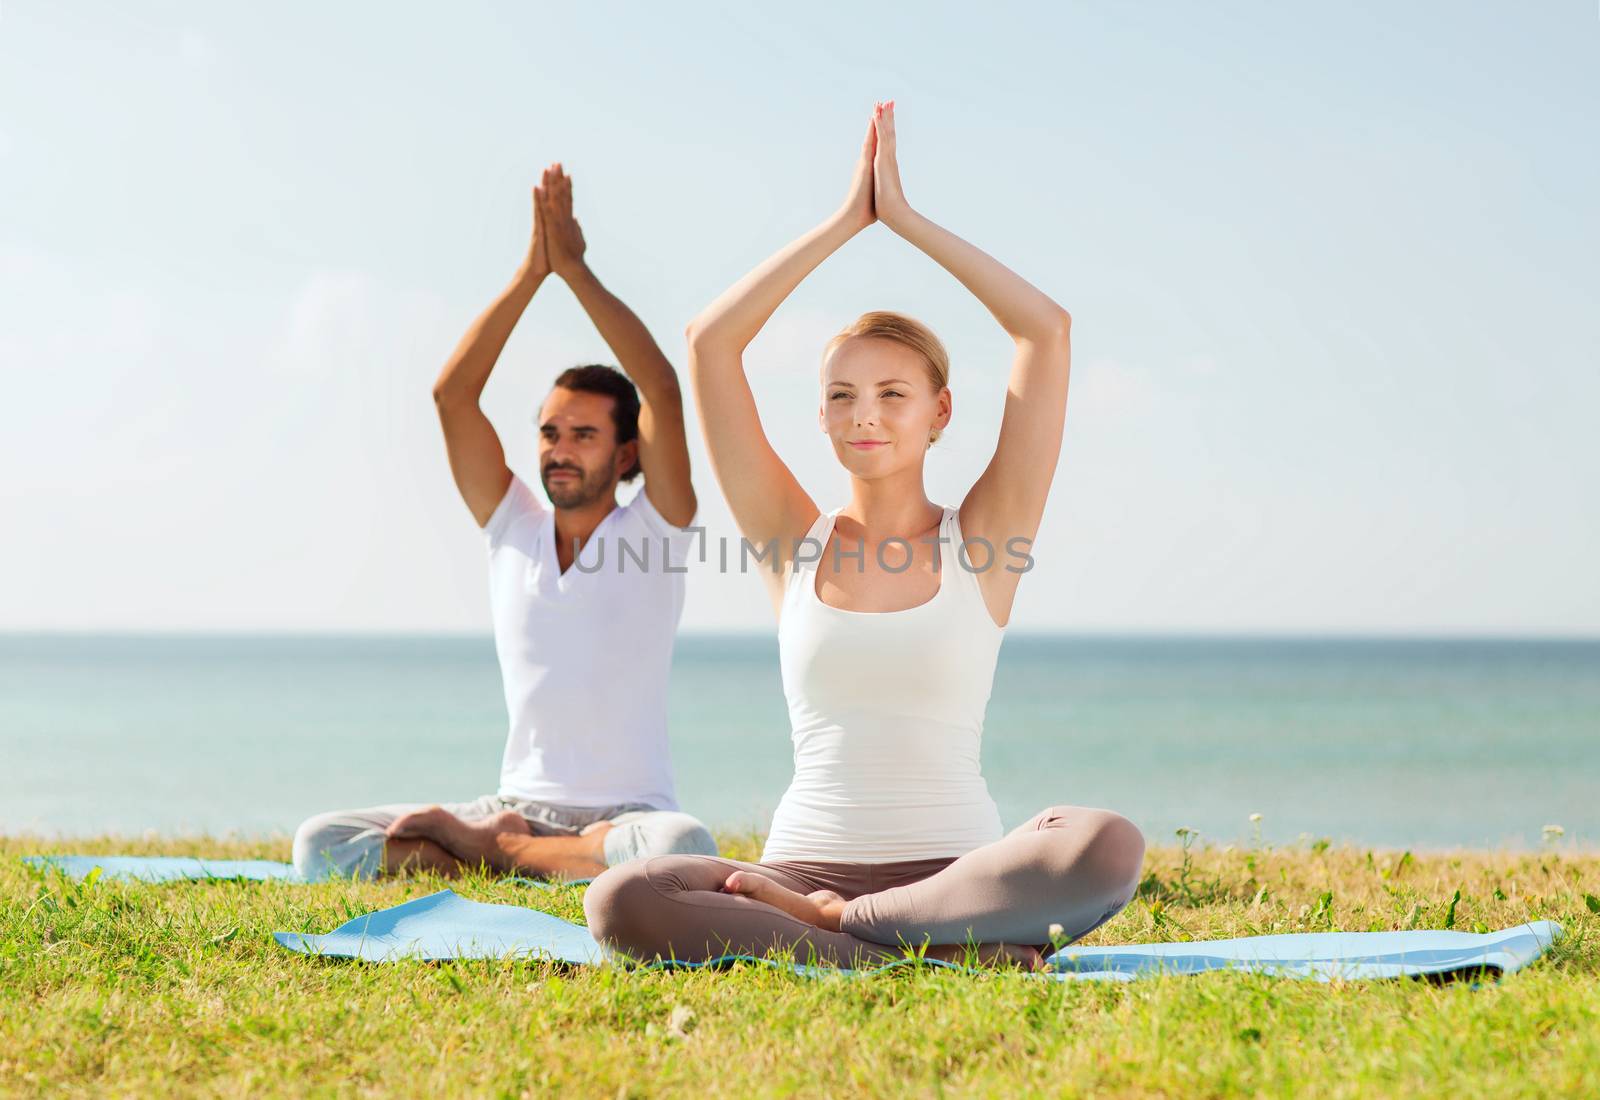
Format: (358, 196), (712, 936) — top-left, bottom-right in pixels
(617, 484), (697, 536)
(484, 474), (551, 558)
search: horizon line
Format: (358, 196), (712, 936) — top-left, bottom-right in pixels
(3, 627), (1598, 644)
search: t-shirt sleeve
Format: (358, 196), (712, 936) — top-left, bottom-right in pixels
(482, 472), (545, 549)
(627, 485), (701, 563)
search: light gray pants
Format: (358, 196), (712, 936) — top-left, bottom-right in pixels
(292, 793), (718, 881)
(584, 805), (1145, 966)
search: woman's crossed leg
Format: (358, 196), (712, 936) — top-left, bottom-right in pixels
(583, 854), (909, 968)
(584, 805), (1145, 969)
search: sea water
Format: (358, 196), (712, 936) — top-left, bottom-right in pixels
(2, 633), (1596, 849)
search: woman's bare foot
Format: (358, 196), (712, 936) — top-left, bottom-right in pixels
(922, 941), (1048, 972)
(722, 872), (847, 932)
(718, 872), (1046, 970)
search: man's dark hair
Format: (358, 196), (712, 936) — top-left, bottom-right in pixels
(551, 364), (643, 482)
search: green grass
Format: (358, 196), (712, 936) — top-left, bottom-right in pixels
(3, 833), (1597, 1098)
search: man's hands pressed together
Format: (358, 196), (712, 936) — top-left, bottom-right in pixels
(536, 163), (589, 281)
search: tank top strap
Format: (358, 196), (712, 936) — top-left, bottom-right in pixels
(942, 504), (1004, 631)
(784, 508), (837, 594)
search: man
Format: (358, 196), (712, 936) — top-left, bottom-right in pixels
(292, 162), (716, 881)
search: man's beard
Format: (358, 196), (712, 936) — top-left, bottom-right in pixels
(541, 461), (612, 508)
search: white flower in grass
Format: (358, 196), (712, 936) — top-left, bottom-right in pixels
(1047, 922), (1065, 942)
(665, 1005), (696, 1041)
(1249, 813), (1263, 824)
(1542, 824), (1565, 840)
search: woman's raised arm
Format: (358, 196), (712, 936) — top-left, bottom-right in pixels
(872, 102), (1073, 625)
(685, 115), (878, 574)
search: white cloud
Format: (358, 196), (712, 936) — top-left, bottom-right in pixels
(178, 28), (218, 69)
(1070, 357), (1158, 420)
(273, 270), (383, 375)
(0, 248), (185, 486)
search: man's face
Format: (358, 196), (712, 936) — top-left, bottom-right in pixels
(537, 388), (629, 509)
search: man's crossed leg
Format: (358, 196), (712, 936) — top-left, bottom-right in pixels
(292, 795), (717, 882)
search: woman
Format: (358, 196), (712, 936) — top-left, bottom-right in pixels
(584, 102), (1145, 969)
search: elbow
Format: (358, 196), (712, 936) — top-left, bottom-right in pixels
(648, 372), (685, 413)
(683, 319), (717, 377)
(684, 315), (734, 358)
(685, 313), (751, 379)
(1024, 308), (1071, 349)
(431, 379), (473, 408)
(1050, 308), (1073, 342)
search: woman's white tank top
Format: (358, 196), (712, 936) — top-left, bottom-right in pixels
(762, 504), (1008, 864)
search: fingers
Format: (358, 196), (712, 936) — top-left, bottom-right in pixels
(532, 161), (579, 240)
(539, 163), (570, 212)
(723, 871), (779, 902)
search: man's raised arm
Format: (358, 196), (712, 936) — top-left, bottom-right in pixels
(431, 178), (553, 528)
(539, 165), (696, 528)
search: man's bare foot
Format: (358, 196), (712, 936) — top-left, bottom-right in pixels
(722, 872), (847, 932)
(530, 820), (612, 881)
(386, 805), (456, 843)
(386, 807), (531, 869)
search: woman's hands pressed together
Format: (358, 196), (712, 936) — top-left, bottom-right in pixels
(871, 100), (914, 233)
(839, 109), (878, 232)
(838, 99), (914, 236)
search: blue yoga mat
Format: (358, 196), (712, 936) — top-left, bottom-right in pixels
(1046, 923), (1564, 981)
(276, 888), (606, 964)
(273, 888), (1564, 981)
(26, 856), (304, 883)
(23, 855), (590, 888)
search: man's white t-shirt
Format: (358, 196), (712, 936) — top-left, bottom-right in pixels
(482, 473), (697, 809)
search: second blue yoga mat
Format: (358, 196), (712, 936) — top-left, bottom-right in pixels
(25, 855), (303, 883)
(23, 855), (589, 888)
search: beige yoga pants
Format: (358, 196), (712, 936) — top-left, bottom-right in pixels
(584, 805), (1145, 966)
(291, 794), (717, 881)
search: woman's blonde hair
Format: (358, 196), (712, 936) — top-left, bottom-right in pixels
(823, 311), (951, 445)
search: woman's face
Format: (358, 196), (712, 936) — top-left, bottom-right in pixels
(819, 336), (950, 476)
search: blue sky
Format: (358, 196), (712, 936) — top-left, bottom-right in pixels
(2, 1), (1596, 635)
